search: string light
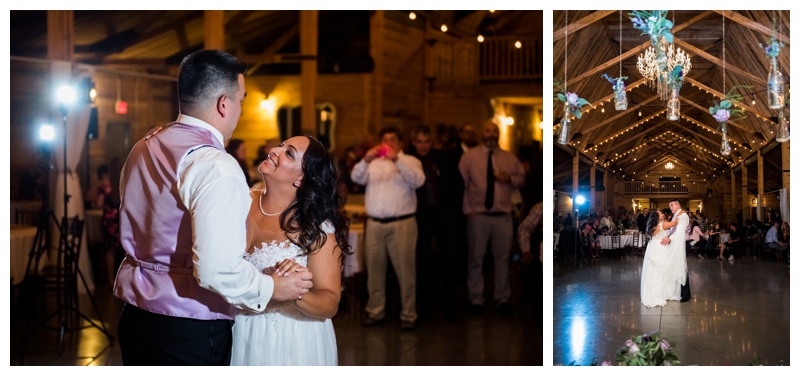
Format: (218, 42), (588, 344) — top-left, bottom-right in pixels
(477, 34), (484, 43)
(409, 12), (416, 20)
(441, 24), (448, 32)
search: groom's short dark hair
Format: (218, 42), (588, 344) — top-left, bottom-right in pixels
(669, 199), (681, 205)
(177, 49), (247, 114)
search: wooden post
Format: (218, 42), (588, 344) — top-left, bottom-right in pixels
(757, 149), (764, 221)
(731, 169), (736, 216)
(572, 153), (579, 214)
(300, 10), (319, 135)
(48, 11), (73, 61)
(782, 141), (790, 194)
(369, 11), (385, 135)
(590, 162), (596, 214)
(742, 162), (748, 221)
(203, 10), (225, 50)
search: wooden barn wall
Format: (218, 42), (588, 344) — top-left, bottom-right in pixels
(9, 63), (373, 201)
(377, 17), (426, 140)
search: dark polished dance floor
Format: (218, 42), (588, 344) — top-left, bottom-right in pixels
(9, 263), (541, 366)
(552, 253), (790, 366)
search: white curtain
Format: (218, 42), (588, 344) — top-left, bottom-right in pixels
(49, 61), (94, 292)
(780, 188), (790, 224)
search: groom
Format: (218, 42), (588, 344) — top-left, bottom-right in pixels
(660, 198), (692, 302)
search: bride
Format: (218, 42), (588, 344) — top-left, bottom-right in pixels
(640, 208), (686, 308)
(231, 136), (351, 365)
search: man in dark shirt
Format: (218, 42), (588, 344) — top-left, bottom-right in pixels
(636, 208), (649, 233)
(744, 219), (760, 257)
(718, 223), (742, 260)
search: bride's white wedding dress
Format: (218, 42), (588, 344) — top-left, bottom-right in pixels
(230, 221), (337, 366)
(640, 222), (688, 308)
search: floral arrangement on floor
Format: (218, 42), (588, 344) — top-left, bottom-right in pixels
(602, 74), (628, 94)
(554, 79), (591, 119)
(708, 86), (750, 130)
(614, 332), (680, 366)
(629, 10), (674, 44)
(759, 22), (785, 59)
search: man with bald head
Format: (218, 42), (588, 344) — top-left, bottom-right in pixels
(458, 119), (525, 314)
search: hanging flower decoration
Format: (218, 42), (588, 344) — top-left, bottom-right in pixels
(602, 74), (628, 94)
(665, 65), (684, 91)
(759, 23), (785, 58)
(708, 85), (750, 130)
(554, 79), (591, 119)
(614, 332), (680, 366)
(629, 10), (674, 44)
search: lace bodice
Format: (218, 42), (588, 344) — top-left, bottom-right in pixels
(239, 220), (334, 318)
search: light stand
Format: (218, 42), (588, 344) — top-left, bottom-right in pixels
(18, 86), (114, 362)
(573, 206), (590, 269)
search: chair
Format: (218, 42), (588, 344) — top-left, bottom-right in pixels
(630, 232), (641, 257)
(15, 209), (42, 226)
(610, 234), (622, 259)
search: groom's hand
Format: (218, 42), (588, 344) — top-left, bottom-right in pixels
(271, 270), (313, 302)
(661, 237), (671, 245)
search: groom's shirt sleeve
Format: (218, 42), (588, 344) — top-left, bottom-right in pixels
(178, 146), (273, 312)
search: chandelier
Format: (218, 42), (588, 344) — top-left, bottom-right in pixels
(665, 161), (675, 170)
(637, 39), (692, 100)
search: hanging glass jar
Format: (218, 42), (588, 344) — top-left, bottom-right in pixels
(651, 36), (668, 72)
(557, 102), (571, 145)
(776, 110), (790, 142)
(767, 56), (785, 109)
(666, 85), (680, 121)
(614, 82), (628, 111)
(720, 124), (732, 156)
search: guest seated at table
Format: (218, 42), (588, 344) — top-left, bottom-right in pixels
(765, 220), (789, 261)
(745, 219), (761, 257)
(600, 210), (615, 234)
(703, 222), (721, 259)
(580, 222), (600, 259)
(718, 223), (742, 261)
(688, 220), (708, 258)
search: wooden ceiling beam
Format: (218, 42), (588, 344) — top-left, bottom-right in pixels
(553, 10), (615, 41)
(684, 76), (776, 125)
(564, 10), (715, 87)
(579, 95), (660, 136)
(714, 10), (790, 45)
(674, 37), (767, 86)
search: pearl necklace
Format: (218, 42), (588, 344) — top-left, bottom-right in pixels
(259, 191), (293, 217)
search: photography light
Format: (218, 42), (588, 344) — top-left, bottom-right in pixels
(575, 195), (586, 205)
(39, 124), (55, 141)
(56, 85), (76, 106)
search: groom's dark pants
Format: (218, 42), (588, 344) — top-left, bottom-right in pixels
(118, 303), (233, 365)
(681, 273), (691, 300)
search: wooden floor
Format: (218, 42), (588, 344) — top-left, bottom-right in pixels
(553, 251), (790, 366)
(9, 260), (541, 366)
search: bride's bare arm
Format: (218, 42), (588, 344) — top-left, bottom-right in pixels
(293, 232), (342, 319)
(661, 211), (681, 230)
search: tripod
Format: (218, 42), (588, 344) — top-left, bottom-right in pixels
(17, 104), (114, 363)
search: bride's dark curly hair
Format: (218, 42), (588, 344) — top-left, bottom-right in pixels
(646, 208), (673, 236)
(279, 136), (352, 264)
(645, 211), (660, 237)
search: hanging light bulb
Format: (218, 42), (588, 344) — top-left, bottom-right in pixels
(477, 34), (484, 43)
(440, 24), (448, 32)
(409, 12), (416, 20)
(776, 110), (790, 142)
(514, 40), (522, 49)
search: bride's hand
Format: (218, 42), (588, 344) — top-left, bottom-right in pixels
(273, 259), (309, 277)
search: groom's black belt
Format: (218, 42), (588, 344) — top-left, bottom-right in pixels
(368, 214), (415, 223)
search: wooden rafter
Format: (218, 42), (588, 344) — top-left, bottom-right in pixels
(579, 95), (660, 136)
(564, 10), (715, 87)
(553, 10), (616, 41)
(674, 37), (767, 86)
(683, 76), (776, 124)
(715, 10), (790, 45)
